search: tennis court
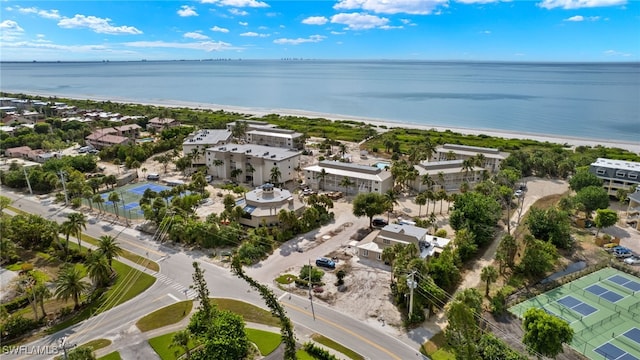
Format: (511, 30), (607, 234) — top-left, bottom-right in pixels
(92, 182), (172, 220)
(510, 267), (640, 359)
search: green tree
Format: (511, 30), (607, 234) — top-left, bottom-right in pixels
(269, 166), (282, 185)
(523, 308), (574, 358)
(415, 191), (427, 217)
(0, 195), (11, 212)
(526, 207), (572, 249)
(300, 264), (324, 283)
(65, 212), (87, 250)
(54, 265), (90, 309)
(85, 251), (111, 288)
(495, 234), (518, 272)
(108, 192), (120, 218)
(316, 168), (327, 190)
(594, 208), (618, 237)
(575, 185), (610, 217)
(352, 192), (388, 229)
(445, 289), (483, 360)
(170, 329), (192, 359)
(97, 235), (123, 268)
(450, 191), (501, 247)
(519, 235), (558, 278)
(339, 176), (354, 195)
(480, 265), (498, 297)
(569, 167), (602, 192)
(67, 346), (96, 360)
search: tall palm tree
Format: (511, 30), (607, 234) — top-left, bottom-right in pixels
(462, 158), (475, 183)
(270, 166), (282, 186)
(315, 168), (327, 191)
(141, 167), (147, 180)
(130, 160), (141, 180)
(85, 251), (111, 288)
(339, 177), (354, 195)
(437, 171), (445, 191)
(66, 212), (87, 250)
(108, 192), (120, 218)
(54, 265), (90, 309)
(212, 159), (224, 178)
(384, 189), (399, 222)
(83, 188), (94, 211)
(480, 265), (498, 297)
(171, 330), (192, 359)
(60, 220), (74, 257)
(437, 189), (448, 214)
(98, 235), (123, 268)
(421, 174), (434, 192)
(93, 194), (105, 214)
(415, 192), (427, 217)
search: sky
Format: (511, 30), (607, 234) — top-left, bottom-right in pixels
(0, 0), (638, 62)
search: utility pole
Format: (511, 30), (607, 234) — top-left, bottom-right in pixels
(407, 271), (417, 320)
(58, 171), (69, 206)
(308, 259), (316, 320)
(23, 167), (33, 195)
(58, 336), (76, 360)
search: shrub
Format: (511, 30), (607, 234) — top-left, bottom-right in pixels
(303, 342), (338, 360)
(434, 229), (448, 238)
(1, 296), (30, 314)
(0, 315), (39, 341)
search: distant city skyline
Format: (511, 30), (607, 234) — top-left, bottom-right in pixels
(0, 0), (638, 62)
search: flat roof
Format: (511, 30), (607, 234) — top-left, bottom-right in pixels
(436, 144), (509, 159)
(591, 158), (640, 172)
(248, 130), (301, 139)
(304, 163), (392, 182)
(415, 161), (483, 175)
(209, 144), (301, 161)
(381, 224), (429, 240)
(184, 129), (232, 145)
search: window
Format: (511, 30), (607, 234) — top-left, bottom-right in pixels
(362, 250), (369, 257)
(596, 168), (606, 175)
(616, 170), (626, 178)
(629, 172), (638, 180)
(383, 239), (391, 245)
(377, 253), (382, 260)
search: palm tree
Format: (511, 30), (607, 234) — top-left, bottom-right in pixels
(437, 171), (445, 191)
(85, 251), (111, 288)
(339, 177), (354, 195)
(66, 212), (87, 250)
(462, 158), (475, 183)
(130, 160), (141, 180)
(60, 220), (73, 257)
(437, 189), (448, 214)
(93, 194), (105, 214)
(381, 246), (398, 281)
(415, 192), (427, 217)
(54, 265), (90, 309)
(421, 174), (434, 192)
(98, 235), (123, 268)
(316, 168), (327, 191)
(171, 330), (192, 359)
(83, 188), (94, 211)
(384, 189), (399, 222)
(108, 192), (120, 218)
(34, 283), (51, 318)
(270, 166), (282, 185)
(212, 159), (224, 178)
(113, 158), (121, 175)
(141, 167), (147, 180)
(480, 265), (498, 297)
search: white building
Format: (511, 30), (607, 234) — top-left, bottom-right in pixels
(227, 120), (304, 150)
(357, 223), (451, 263)
(206, 144), (301, 187)
(303, 161), (394, 195)
(237, 183), (305, 228)
(589, 158), (640, 196)
(183, 129), (233, 165)
(433, 144), (509, 172)
(413, 160), (485, 193)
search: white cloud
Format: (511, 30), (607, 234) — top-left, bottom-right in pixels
(302, 16), (328, 25)
(58, 15), (143, 35)
(330, 31), (346, 35)
(239, 21), (249, 26)
(538, 0), (626, 9)
(178, 5), (199, 17)
(258, 25), (268, 30)
(455, 0), (509, 3)
(2, 41), (108, 52)
(604, 49), (631, 57)
(330, 12), (389, 30)
(240, 31), (270, 37)
(125, 40), (235, 52)
(211, 25), (230, 33)
(380, 25), (404, 30)
(273, 34), (325, 45)
(564, 15), (601, 21)
(229, 8), (249, 16)
(482, 30), (491, 34)
(0, 20), (24, 41)
(184, 32), (209, 39)
(16, 6), (61, 19)
(200, 0), (269, 8)
(333, 0), (448, 15)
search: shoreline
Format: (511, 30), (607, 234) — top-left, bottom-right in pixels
(14, 91), (640, 154)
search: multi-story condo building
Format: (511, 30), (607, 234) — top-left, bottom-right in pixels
(589, 158), (640, 196)
(183, 129), (233, 165)
(627, 189), (640, 231)
(236, 183), (306, 227)
(147, 117), (181, 132)
(226, 120), (304, 150)
(433, 144), (509, 172)
(413, 160), (486, 193)
(206, 144), (301, 187)
(303, 161), (393, 195)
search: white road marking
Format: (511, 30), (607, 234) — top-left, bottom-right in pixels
(167, 293), (180, 302)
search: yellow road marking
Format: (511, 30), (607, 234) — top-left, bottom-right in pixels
(284, 302), (402, 360)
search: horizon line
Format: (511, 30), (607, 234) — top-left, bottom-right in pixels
(2, 59), (639, 64)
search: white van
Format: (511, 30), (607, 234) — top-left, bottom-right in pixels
(147, 173), (160, 181)
(398, 219), (416, 226)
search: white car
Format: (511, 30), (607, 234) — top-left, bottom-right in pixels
(624, 256), (640, 265)
(514, 190), (523, 197)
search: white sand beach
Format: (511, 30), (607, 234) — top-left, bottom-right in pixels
(27, 92), (640, 153)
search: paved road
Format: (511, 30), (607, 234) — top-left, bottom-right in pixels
(2, 189), (425, 360)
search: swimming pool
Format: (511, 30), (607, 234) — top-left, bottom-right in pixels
(374, 162), (391, 170)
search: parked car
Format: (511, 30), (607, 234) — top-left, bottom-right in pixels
(315, 257), (336, 269)
(606, 245), (628, 253)
(372, 218), (388, 228)
(624, 256), (640, 265)
(603, 243), (620, 250)
(514, 190), (523, 197)
(147, 173), (160, 181)
(614, 248), (633, 258)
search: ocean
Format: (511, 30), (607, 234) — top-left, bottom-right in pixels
(1, 60), (639, 143)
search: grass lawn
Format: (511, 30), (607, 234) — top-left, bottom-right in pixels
(49, 259), (155, 333)
(275, 274), (297, 284)
(148, 332), (195, 360)
(212, 298), (280, 327)
(82, 338), (112, 351)
(296, 349), (316, 360)
(80, 233), (159, 272)
(246, 328), (281, 355)
(97, 352), (122, 360)
(310, 333), (364, 360)
(136, 300), (193, 332)
(421, 331), (455, 360)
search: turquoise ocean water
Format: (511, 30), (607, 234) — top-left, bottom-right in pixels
(1, 60), (638, 142)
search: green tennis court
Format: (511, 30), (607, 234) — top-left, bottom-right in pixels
(510, 267), (640, 360)
(93, 182), (173, 220)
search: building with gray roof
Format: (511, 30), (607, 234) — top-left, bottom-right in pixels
(183, 129), (233, 165)
(434, 144), (509, 172)
(589, 158), (640, 196)
(237, 183), (305, 227)
(303, 160), (393, 194)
